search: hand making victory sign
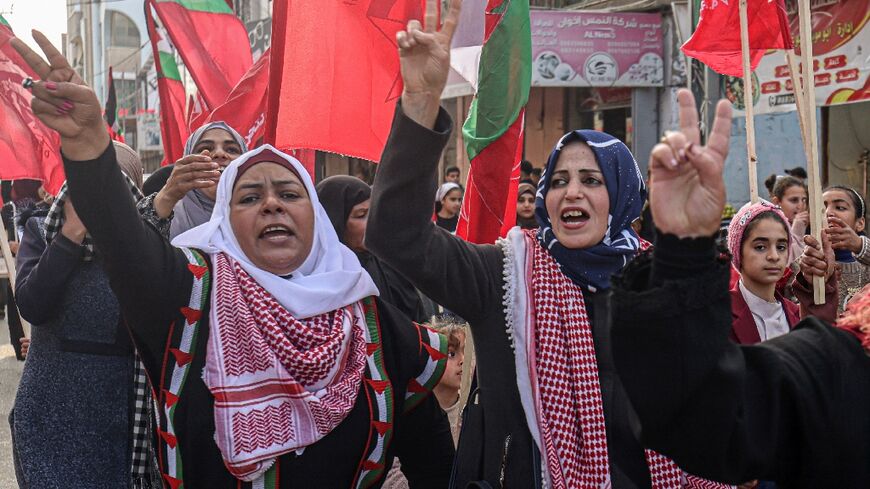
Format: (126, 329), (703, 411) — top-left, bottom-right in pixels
(397, 0), (461, 130)
(649, 89), (734, 238)
(11, 31), (109, 161)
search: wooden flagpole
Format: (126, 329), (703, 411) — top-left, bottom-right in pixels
(797, 0), (826, 304)
(785, 51), (809, 157)
(738, 0), (759, 203)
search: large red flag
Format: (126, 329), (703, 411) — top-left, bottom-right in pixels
(152, 0), (252, 110)
(269, 0), (424, 162)
(146, 1), (190, 165)
(0, 15), (64, 193)
(681, 0), (793, 77)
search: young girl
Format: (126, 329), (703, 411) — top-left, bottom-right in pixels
(728, 202), (800, 344)
(771, 176), (809, 238)
(515, 182), (537, 229)
(822, 185), (870, 310)
(382, 317), (468, 489)
(434, 182), (463, 232)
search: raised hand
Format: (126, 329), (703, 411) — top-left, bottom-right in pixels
(648, 89), (733, 238)
(397, 0), (461, 129)
(825, 216), (863, 254)
(153, 152), (221, 218)
(11, 31), (108, 161)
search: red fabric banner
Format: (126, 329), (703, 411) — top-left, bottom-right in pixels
(152, 0), (253, 110)
(682, 0), (793, 77)
(0, 22), (64, 193)
(206, 49), (270, 149)
(269, 0), (424, 162)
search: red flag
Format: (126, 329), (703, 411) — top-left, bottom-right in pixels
(146, 1), (190, 165)
(187, 93), (208, 132)
(269, 0), (424, 162)
(206, 49), (271, 149)
(0, 16), (65, 194)
(152, 0), (252, 109)
(681, 0), (793, 77)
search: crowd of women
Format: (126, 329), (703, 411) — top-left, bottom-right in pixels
(3, 0), (869, 487)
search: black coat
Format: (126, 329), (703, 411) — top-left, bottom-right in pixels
(367, 104), (659, 488)
(62, 143), (454, 488)
(610, 233), (870, 487)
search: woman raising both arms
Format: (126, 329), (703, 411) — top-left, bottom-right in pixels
(12, 31), (453, 489)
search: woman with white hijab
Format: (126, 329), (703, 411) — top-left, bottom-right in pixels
(12, 32), (454, 489)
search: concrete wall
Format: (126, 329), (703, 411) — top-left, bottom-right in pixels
(724, 110), (809, 207)
(826, 102), (870, 196)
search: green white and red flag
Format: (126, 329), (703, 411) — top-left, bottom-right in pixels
(0, 15), (65, 193)
(146, 1), (190, 165)
(152, 0), (252, 109)
(455, 0), (531, 244)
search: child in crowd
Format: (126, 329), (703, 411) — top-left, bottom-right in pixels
(434, 183), (463, 233)
(383, 317), (468, 489)
(821, 185), (870, 311)
(770, 176), (809, 239)
(516, 182), (537, 229)
(727, 202), (799, 344)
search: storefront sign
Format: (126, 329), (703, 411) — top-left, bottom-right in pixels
(729, 0), (869, 114)
(530, 10), (664, 87)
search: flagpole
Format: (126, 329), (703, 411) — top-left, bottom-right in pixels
(738, 0), (758, 203)
(797, 0), (826, 305)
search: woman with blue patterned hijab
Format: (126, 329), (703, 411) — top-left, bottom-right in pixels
(534, 129), (647, 292)
(369, 106), (723, 486)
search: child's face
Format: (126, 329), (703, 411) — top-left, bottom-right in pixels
(824, 189), (865, 232)
(440, 332), (465, 393)
(740, 218), (789, 287)
(776, 185), (807, 221)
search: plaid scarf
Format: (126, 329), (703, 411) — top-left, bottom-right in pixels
(204, 252), (367, 481)
(44, 177), (144, 261)
(43, 178), (156, 486)
(501, 229), (733, 488)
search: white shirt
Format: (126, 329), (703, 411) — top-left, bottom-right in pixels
(739, 280), (791, 341)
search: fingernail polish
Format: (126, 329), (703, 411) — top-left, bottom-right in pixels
(670, 158), (678, 168)
(56, 107), (66, 115)
(62, 100), (73, 110)
(46, 82), (57, 90)
(678, 149), (686, 161)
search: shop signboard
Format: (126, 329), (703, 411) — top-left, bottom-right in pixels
(137, 113), (162, 152)
(530, 10), (664, 87)
(729, 0), (869, 114)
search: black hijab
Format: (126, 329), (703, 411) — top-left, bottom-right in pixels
(315, 175), (371, 242)
(316, 176), (429, 322)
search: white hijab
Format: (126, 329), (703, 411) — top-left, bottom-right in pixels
(172, 144), (379, 318)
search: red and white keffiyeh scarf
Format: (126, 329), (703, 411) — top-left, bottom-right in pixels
(499, 228), (732, 489)
(204, 252), (368, 481)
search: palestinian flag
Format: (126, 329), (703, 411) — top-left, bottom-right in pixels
(152, 0), (252, 109)
(146, 0), (190, 165)
(105, 66), (125, 143)
(455, 0), (531, 244)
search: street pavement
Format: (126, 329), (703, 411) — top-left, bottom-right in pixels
(0, 318), (23, 488)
